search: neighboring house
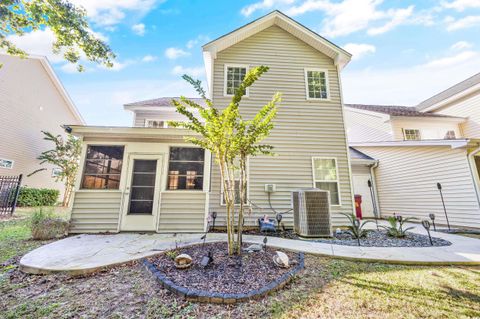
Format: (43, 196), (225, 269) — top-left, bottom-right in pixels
(344, 72), (480, 228)
(67, 10), (355, 233)
(0, 54), (84, 196)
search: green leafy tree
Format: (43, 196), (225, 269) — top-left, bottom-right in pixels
(38, 131), (81, 207)
(170, 66), (281, 255)
(1, 0), (115, 71)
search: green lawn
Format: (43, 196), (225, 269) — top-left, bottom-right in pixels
(1, 209), (479, 318)
(0, 207), (69, 266)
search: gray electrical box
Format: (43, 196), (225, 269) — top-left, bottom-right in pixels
(264, 184), (276, 192)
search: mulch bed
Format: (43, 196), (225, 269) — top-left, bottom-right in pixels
(147, 242), (299, 295)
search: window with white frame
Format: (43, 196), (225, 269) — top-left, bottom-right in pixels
(444, 130), (456, 139)
(312, 158), (340, 205)
(225, 65), (247, 96)
(221, 164), (249, 205)
(145, 119), (167, 128)
(0, 158), (14, 169)
(167, 147), (205, 190)
(403, 129), (421, 141)
(305, 69), (328, 99)
(52, 168), (62, 177)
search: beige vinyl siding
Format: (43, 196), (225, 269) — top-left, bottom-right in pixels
(133, 109), (195, 127)
(70, 191), (122, 233)
(351, 165), (370, 175)
(0, 55), (82, 195)
(356, 146), (480, 228)
(209, 25), (354, 227)
(344, 108), (392, 142)
(390, 119), (462, 141)
(431, 91), (480, 138)
(158, 192), (206, 232)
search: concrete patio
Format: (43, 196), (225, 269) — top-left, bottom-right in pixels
(20, 224), (480, 275)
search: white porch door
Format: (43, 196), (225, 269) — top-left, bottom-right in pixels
(120, 154), (163, 231)
(352, 174), (375, 218)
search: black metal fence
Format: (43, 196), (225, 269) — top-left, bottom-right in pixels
(0, 174), (22, 216)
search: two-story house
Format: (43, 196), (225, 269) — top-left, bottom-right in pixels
(0, 54), (84, 196)
(345, 73), (480, 228)
(67, 11), (355, 233)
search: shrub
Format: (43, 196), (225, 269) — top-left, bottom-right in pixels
(381, 215), (416, 238)
(30, 208), (69, 240)
(17, 187), (60, 207)
(341, 212), (372, 239)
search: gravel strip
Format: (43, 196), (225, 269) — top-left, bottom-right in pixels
(222, 229), (452, 247)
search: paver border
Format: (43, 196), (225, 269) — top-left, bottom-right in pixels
(143, 252), (305, 304)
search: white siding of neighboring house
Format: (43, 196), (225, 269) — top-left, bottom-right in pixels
(0, 55), (82, 196)
(344, 108), (392, 142)
(429, 91), (480, 138)
(355, 145), (480, 228)
(208, 25), (354, 227)
(390, 118), (463, 141)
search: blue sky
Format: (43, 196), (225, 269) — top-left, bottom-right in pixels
(8, 0), (480, 125)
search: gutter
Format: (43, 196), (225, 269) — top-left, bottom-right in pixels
(369, 160), (381, 218)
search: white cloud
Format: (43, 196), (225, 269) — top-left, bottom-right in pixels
(98, 59), (133, 71)
(343, 43), (376, 60)
(423, 50), (478, 68)
(165, 47), (190, 60)
(171, 65), (205, 77)
(186, 35), (211, 49)
(450, 41), (473, 51)
(284, 0), (420, 38)
(142, 55), (157, 62)
(445, 15), (480, 31)
(69, 0), (161, 26)
(342, 49), (480, 105)
(241, 0), (295, 17)
(367, 6), (414, 35)
(132, 23), (146, 36)
(5, 29), (63, 63)
(442, 0), (480, 11)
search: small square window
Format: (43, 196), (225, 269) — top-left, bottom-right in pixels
(305, 69), (328, 99)
(404, 129), (421, 141)
(225, 65), (247, 96)
(0, 158), (14, 169)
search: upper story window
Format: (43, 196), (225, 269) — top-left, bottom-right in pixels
(82, 145), (125, 189)
(224, 65), (248, 96)
(145, 119), (167, 128)
(312, 158), (340, 205)
(444, 130), (456, 139)
(403, 129), (421, 141)
(0, 158), (14, 169)
(167, 147), (205, 190)
(305, 69), (329, 100)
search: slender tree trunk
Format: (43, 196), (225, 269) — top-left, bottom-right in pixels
(236, 155), (247, 255)
(220, 158), (236, 255)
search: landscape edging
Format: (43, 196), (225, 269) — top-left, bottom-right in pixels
(143, 252), (305, 304)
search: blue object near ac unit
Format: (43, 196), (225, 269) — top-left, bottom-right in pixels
(258, 218), (276, 232)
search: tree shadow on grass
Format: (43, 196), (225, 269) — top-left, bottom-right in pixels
(259, 256), (480, 319)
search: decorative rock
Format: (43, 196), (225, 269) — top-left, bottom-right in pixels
(273, 251), (289, 268)
(174, 253), (192, 269)
(244, 244), (262, 253)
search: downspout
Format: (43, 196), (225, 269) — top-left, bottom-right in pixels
(467, 145), (480, 207)
(369, 160), (381, 218)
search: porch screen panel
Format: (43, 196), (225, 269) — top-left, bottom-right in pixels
(82, 146), (124, 189)
(128, 159), (157, 214)
(167, 147), (204, 190)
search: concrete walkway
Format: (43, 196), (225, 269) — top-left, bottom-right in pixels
(20, 224), (480, 275)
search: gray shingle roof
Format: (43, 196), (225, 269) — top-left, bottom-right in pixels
(124, 97), (206, 107)
(416, 72), (480, 110)
(345, 104), (461, 118)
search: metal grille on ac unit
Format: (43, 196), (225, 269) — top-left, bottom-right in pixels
(292, 188), (332, 237)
